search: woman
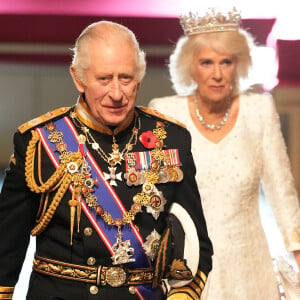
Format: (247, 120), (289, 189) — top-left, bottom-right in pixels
(149, 7), (300, 300)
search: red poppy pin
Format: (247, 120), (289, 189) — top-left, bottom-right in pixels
(139, 131), (157, 149)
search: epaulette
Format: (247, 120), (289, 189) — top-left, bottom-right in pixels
(18, 107), (71, 134)
(138, 106), (186, 128)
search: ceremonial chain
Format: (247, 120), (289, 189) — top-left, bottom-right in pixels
(77, 119), (168, 228)
(70, 111), (140, 186)
(194, 95), (230, 130)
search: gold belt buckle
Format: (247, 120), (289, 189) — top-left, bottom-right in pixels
(105, 267), (127, 287)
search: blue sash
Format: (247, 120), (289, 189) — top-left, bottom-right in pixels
(36, 116), (165, 299)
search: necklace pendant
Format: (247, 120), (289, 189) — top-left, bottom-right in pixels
(103, 166), (122, 186)
(108, 148), (124, 166)
(111, 226), (135, 265)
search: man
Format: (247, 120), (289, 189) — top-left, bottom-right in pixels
(0, 21), (212, 299)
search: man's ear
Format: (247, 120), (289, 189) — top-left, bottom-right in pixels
(137, 82), (140, 90)
(70, 66), (85, 93)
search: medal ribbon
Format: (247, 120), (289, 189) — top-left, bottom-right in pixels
(125, 149), (181, 171)
(36, 116), (164, 300)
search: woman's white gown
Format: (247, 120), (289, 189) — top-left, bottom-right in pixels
(149, 93), (300, 299)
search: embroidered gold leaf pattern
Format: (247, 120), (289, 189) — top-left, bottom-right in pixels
(133, 192), (150, 205)
(145, 171), (159, 184)
(153, 127), (167, 140)
(123, 211), (135, 223)
(151, 149), (165, 162)
(72, 173), (86, 186)
(48, 131), (63, 143)
(169, 258), (193, 280)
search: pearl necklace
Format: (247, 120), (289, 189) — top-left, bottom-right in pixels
(194, 95), (230, 131)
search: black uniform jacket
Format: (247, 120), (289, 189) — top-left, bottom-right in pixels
(0, 103), (213, 300)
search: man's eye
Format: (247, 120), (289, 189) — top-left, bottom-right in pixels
(120, 75), (132, 83)
(97, 77), (110, 84)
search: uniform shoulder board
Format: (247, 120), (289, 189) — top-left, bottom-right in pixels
(138, 106), (186, 128)
(18, 107), (71, 134)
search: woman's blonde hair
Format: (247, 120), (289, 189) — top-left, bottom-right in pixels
(169, 29), (255, 95)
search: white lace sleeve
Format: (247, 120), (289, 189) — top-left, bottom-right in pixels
(261, 94), (300, 251)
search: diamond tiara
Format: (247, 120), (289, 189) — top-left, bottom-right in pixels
(179, 7), (241, 36)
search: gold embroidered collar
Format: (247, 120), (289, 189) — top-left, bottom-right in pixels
(74, 96), (134, 135)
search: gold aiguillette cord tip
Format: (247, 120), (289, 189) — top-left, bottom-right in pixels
(68, 199), (78, 245)
(76, 196), (82, 233)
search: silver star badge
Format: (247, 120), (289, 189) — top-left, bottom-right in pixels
(143, 229), (161, 261)
(146, 189), (167, 220)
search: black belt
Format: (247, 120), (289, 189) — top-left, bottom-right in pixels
(33, 255), (154, 287)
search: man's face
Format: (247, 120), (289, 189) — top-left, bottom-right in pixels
(72, 39), (140, 127)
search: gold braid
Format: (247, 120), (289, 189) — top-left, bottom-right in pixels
(25, 129), (83, 236)
(31, 172), (73, 235)
(25, 130), (66, 193)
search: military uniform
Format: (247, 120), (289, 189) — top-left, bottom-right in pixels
(0, 97), (213, 300)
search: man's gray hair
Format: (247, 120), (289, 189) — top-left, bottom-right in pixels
(71, 21), (146, 83)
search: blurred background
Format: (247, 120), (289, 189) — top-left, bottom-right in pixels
(0, 0), (299, 298)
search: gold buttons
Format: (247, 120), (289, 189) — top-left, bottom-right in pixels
(87, 257), (96, 266)
(84, 227), (93, 236)
(89, 285), (99, 295)
(129, 286), (136, 294)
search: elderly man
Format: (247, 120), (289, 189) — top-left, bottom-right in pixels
(0, 21), (212, 299)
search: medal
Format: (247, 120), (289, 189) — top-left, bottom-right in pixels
(124, 168), (145, 186)
(143, 229), (161, 261)
(103, 166), (122, 186)
(146, 188), (167, 220)
(111, 226), (135, 265)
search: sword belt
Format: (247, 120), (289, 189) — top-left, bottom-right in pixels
(33, 255), (154, 288)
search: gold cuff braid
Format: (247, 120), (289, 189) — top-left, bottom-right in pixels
(167, 269), (207, 300)
(0, 295), (13, 300)
(0, 287), (14, 300)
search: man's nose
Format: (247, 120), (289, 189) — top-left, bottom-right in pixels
(110, 79), (122, 101)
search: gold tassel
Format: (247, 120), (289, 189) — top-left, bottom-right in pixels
(76, 194), (82, 233)
(68, 197), (78, 245)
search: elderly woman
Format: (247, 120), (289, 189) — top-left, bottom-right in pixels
(149, 7), (300, 300)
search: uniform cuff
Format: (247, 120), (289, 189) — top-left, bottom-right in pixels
(167, 269), (207, 300)
(0, 286), (14, 299)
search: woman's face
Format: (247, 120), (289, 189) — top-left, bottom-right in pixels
(192, 46), (237, 103)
